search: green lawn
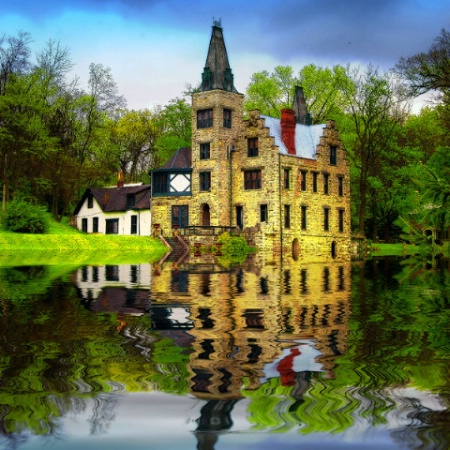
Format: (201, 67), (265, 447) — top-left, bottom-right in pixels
(0, 219), (167, 266)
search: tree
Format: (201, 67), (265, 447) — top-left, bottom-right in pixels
(341, 65), (410, 235)
(244, 64), (350, 123)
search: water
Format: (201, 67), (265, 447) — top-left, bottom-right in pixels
(0, 256), (448, 450)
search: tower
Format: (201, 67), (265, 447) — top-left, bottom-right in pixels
(191, 20), (244, 227)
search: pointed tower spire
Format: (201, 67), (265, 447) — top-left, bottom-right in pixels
(201, 20), (238, 93)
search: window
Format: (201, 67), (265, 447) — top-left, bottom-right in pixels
(105, 218), (119, 234)
(247, 137), (258, 157)
(82, 218), (88, 233)
(197, 109), (213, 128)
(324, 208), (330, 231)
(106, 265), (119, 281)
(330, 146), (337, 165)
(283, 169), (290, 189)
(312, 172), (318, 192)
(301, 205), (307, 230)
(244, 170), (262, 189)
(127, 194), (136, 209)
(338, 209), (345, 232)
(172, 205), (189, 228)
(131, 215), (137, 234)
(199, 171), (211, 191)
(200, 143), (210, 160)
(87, 194), (93, 208)
(300, 170), (307, 191)
(260, 204), (268, 222)
(284, 205), (291, 229)
(223, 108), (232, 128)
(93, 217), (99, 233)
(324, 173), (329, 195)
(338, 176), (344, 196)
(153, 172), (168, 194)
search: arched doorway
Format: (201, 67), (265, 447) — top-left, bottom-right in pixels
(201, 204), (211, 226)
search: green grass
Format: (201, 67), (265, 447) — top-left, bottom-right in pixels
(0, 218), (167, 266)
(370, 242), (419, 257)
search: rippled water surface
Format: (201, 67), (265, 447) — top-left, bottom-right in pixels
(0, 256), (449, 450)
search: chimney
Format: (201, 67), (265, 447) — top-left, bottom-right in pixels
(292, 86), (310, 125)
(281, 108), (296, 155)
(117, 170), (124, 188)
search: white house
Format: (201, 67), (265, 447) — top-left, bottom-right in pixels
(74, 179), (152, 236)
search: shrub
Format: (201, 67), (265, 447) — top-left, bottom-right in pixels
(2, 199), (49, 234)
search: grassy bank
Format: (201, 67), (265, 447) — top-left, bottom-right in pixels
(0, 220), (167, 266)
(370, 242), (419, 257)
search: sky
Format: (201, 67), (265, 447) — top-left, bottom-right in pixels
(1, 0), (449, 111)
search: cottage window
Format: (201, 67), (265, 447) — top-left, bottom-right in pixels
(244, 170), (262, 189)
(106, 265), (119, 281)
(199, 171), (211, 191)
(300, 170), (307, 191)
(93, 217), (99, 233)
(301, 205), (307, 230)
(248, 137), (258, 157)
(127, 194), (136, 209)
(284, 205), (291, 229)
(197, 109), (213, 128)
(330, 146), (337, 165)
(223, 109), (232, 128)
(105, 219), (119, 234)
(82, 218), (88, 233)
(324, 208), (330, 231)
(87, 194), (93, 208)
(131, 215), (137, 234)
(260, 204), (268, 222)
(200, 143), (211, 160)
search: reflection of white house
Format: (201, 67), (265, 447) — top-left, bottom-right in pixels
(75, 264), (152, 314)
(73, 178), (152, 235)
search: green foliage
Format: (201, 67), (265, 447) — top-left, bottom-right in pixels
(216, 232), (253, 266)
(2, 199), (49, 234)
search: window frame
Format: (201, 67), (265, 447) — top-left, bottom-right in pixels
(301, 205), (307, 230)
(324, 207), (330, 231)
(323, 173), (330, 195)
(330, 146), (337, 165)
(199, 171), (211, 191)
(223, 108), (232, 128)
(300, 170), (307, 191)
(283, 169), (290, 189)
(131, 215), (138, 235)
(312, 172), (318, 193)
(260, 204), (268, 223)
(105, 218), (119, 234)
(197, 109), (213, 129)
(284, 204), (291, 229)
(247, 137), (259, 157)
(244, 170), (262, 190)
(200, 142), (211, 160)
(93, 217), (99, 233)
(338, 209), (345, 232)
(338, 176), (344, 196)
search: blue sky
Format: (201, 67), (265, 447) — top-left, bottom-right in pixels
(1, 0), (449, 110)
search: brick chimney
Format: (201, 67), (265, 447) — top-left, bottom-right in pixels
(117, 169), (124, 188)
(281, 108), (296, 155)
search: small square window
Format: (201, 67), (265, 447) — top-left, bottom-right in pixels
(197, 109), (213, 128)
(244, 170), (262, 189)
(200, 143), (210, 160)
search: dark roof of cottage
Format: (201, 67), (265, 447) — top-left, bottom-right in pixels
(161, 147), (192, 170)
(200, 21), (239, 93)
(73, 183), (152, 215)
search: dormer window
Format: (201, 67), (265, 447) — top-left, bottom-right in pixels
(87, 194), (93, 208)
(127, 194), (136, 209)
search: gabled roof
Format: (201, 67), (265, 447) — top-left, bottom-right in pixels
(261, 115), (325, 160)
(74, 183), (152, 215)
(160, 147), (192, 170)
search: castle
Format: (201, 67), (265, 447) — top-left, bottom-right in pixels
(151, 21), (351, 262)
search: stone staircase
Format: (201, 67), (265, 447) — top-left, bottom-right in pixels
(161, 235), (190, 264)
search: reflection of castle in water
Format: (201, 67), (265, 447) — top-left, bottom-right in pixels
(74, 263), (152, 314)
(151, 256), (351, 399)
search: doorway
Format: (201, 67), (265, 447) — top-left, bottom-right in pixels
(201, 204), (211, 226)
